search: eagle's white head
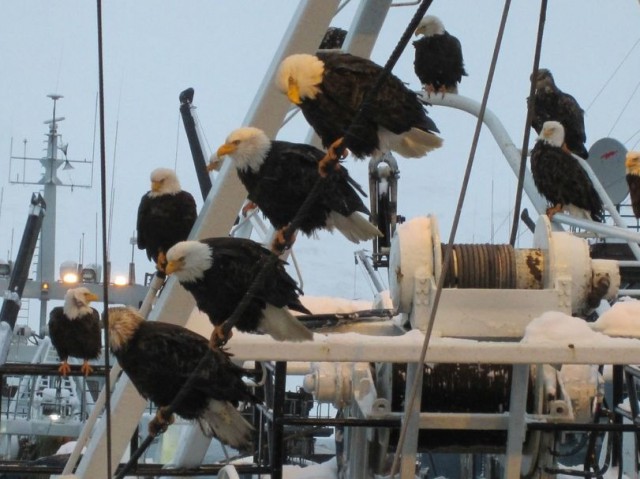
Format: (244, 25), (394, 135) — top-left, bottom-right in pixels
(539, 121), (565, 148)
(107, 307), (144, 351)
(165, 240), (213, 283)
(63, 287), (98, 319)
(214, 127), (271, 173)
(626, 151), (640, 175)
(415, 15), (445, 37)
(276, 53), (325, 104)
(148, 168), (182, 198)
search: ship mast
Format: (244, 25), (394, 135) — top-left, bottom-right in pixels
(36, 94), (65, 329)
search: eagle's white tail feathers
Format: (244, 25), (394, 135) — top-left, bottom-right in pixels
(395, 128), (443, 158)
(197, 400), (254, 451)
(565, 204), (592, 221)
(328, 211), (382, 243)
(260, 304), (313, 341)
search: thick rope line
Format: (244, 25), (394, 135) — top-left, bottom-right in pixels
(390, 0), (513, 475)
(509, 0), (548, 246)
(95, 1), (113, 478)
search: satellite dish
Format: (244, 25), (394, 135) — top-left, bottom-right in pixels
(587, 137), (628, 205)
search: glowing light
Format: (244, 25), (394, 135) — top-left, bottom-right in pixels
(113, 275), (128, 286)
(62, 272), (79, 284)
(49, 414), (60, 421)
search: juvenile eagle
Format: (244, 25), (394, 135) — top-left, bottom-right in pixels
(48, 287), (101, 376)
(276, 52), (442, 160)
(212, 127), (380, 251)
(136, 168), (197, 271)
(531, 121), (603, 222)
(626, 151), (640, 218)
(530, 69), (588, 159)
(413, 15), (467, 94)
(108, 307), (258, 451)
(165, 237), (313, 345)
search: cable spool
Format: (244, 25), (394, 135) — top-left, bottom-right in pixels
(387, 363), (532, 451)
(442, 243), (521, 289)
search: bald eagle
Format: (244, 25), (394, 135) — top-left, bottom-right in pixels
(213, 127), (381, 251)
(276, 52), (442, 160)
(136, 168), (197, 271)
(531, 121), (603, 222)
(626, 151), (640, 218)
(165, 237), (313, 345)
(48, 287), (101, 376)
(108, 307), (257, 451)
(531, 69), (588, 159)
(413, 15), (467, 95)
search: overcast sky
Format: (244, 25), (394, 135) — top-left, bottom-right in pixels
(1, 1), (639, 327)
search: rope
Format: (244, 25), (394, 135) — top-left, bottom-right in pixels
(607, 75), (640, 137)
(585, 35), (640, 113)
(509, 0), (548, 246)
(390, 0), (513, 475)
(95, 0), (113, 477)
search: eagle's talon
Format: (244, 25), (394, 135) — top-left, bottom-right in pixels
(156, 251), (167, 273)
(319, 138), (345, 177)
(270, 227), (296, 254)
(148, 407), (175, 437)
(242, 201), (258, 217)
(80, 360), (93, 377)
(546, 204), (563, 219)
(210, 325), (232, 349)
(58, 361), (71, 377)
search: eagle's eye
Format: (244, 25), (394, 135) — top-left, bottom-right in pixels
(232, 140), (241, 146)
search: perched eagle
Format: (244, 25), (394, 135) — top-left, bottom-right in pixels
(212, 127), (381, 251)
(136, 168), (197, 271)
(276, 52), (442, 160)
(165, 237), (313, 345)
(531, 121), (604, 222)
(530, 69), (588, 159)
(625, 151), (640, 218)
(48, 287), (101, 376)
(413, 15), (467, 95)
(108, 307), (258, 451)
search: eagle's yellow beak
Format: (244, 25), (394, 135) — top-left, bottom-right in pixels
(209, 143), (237, 172)
(287, 77), (302, 105)
(151, 180), (162, 192)
(85, 292), (99, 303)
(165, 260), (180, 275)
(216, 143), (237, 158)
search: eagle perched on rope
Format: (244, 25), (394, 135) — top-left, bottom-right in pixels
(212, 126), (381, 252)
(276, 52), (442, 160)
(48, 287), (101, 376)
(136, 168), (197, 271)
(165, 237), (313, 346)
(108, 307), (258, 451)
